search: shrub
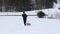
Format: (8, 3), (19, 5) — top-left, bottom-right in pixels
(37, 11), (46, 18)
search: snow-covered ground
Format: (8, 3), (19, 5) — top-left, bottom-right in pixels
(0, 16), (60, 34)
(0, 3), (60, 34)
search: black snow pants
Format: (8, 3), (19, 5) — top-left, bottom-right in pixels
(22, 14), (27, 25)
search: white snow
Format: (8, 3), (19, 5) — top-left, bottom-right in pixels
(0, 16), (60, 34)
(0, 3), (60, 34)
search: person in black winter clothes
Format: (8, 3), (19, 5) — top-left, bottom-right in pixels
(22, 12), (27, 25)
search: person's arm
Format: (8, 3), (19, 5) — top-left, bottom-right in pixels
(25, 14), (27, 17)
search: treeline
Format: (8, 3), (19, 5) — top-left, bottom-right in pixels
(36, 0), (57, 9)
(4, 0), (31, 11)
(0, 0), (57, 12)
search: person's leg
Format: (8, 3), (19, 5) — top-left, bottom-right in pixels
(24, 17), (27, 25)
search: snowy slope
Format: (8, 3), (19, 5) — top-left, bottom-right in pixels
(0, 3), (60, 34)
(0, 16), (60, 34)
